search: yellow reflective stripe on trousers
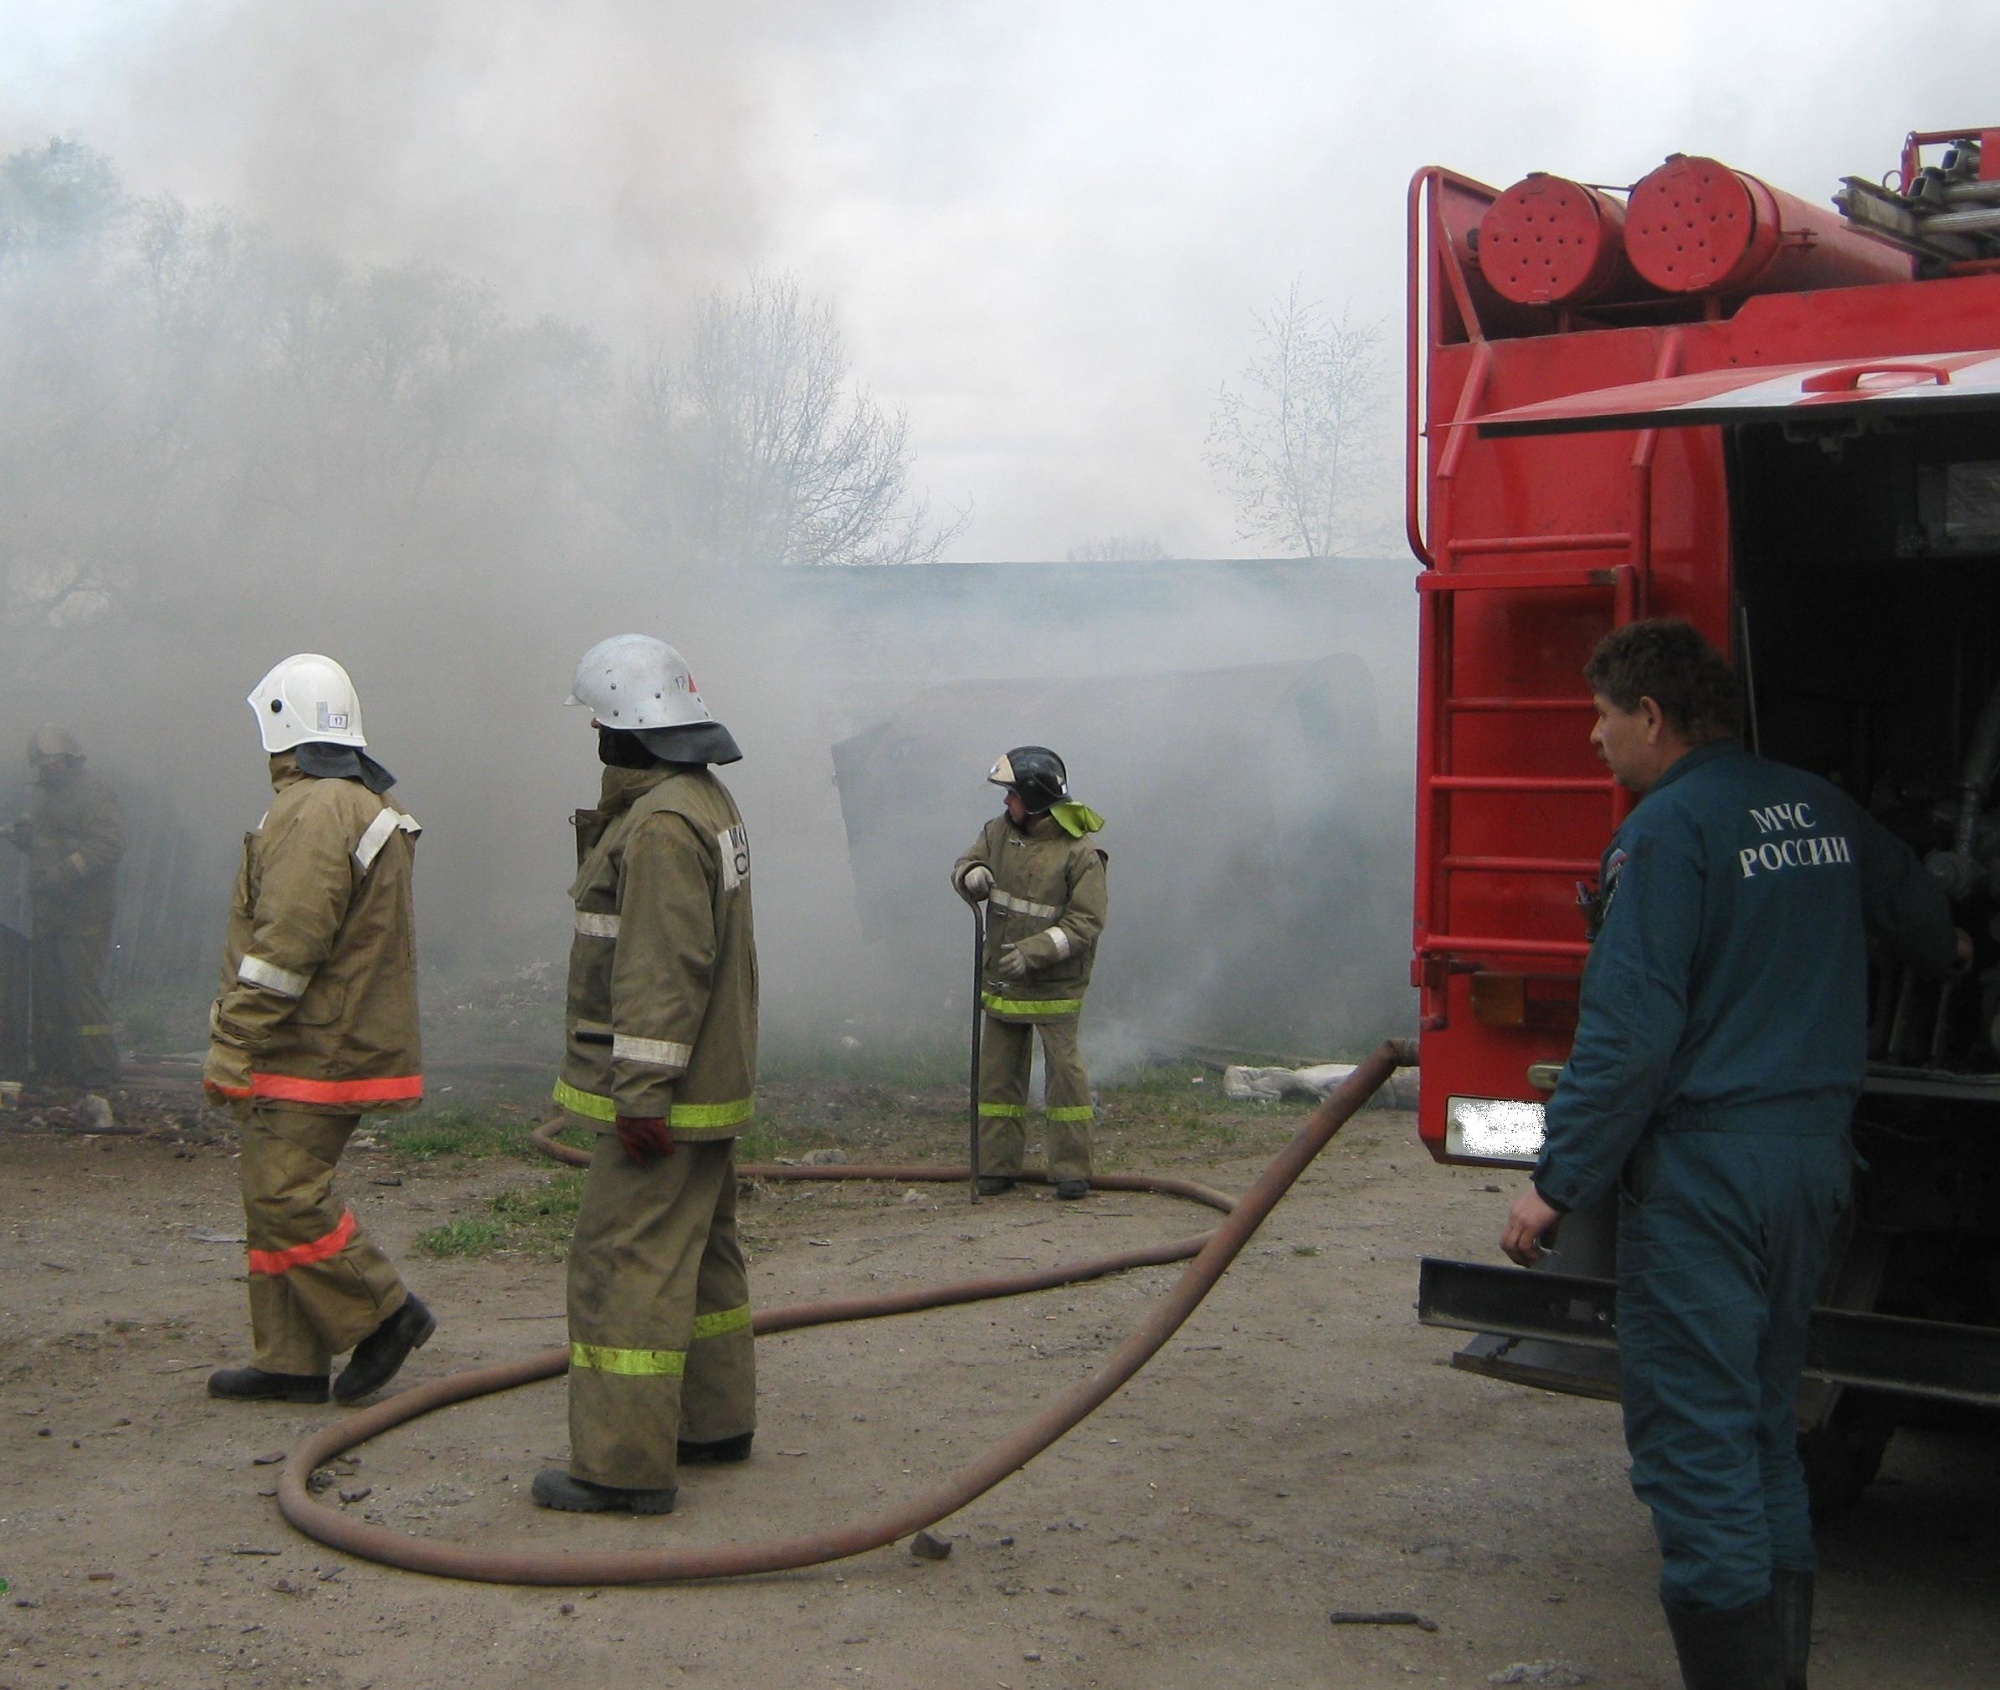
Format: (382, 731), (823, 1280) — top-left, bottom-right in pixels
(978, 1102), (1026, 1118)
(1046, 1105), (1094, 1121)
(553, 1078), (616, 1122)
(74, 1024), (115, 1037)
(690, 1303), (752, 1341)
(553, 1079), (753, 1130)
(569, 1341), (685, 1377)
(982, 992), (1082, 1015)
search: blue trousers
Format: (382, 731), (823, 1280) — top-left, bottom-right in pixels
(1616, 1126), (1851, 1612)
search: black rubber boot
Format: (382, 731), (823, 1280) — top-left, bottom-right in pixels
(678, 1431), (754, 1465)
(975, 1175), (1016, 1196)
(207, 1366), (329, 1404)
(1772, 1569), (1813, 1690)
(333, 1293), (436, 1403)
(1663, 1596), (1783, 1690)
(531, 1469), (677, 1514)
(1054, 1178), (1091, 1200)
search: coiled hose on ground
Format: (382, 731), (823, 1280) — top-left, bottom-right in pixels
(275, 1037), (1416, 1584)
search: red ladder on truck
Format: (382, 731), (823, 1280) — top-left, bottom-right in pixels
(1411, 361), (1683, 992)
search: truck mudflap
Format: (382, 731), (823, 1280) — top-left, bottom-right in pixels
(1419, 1257), (2000, 1408)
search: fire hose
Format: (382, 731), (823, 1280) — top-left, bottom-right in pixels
(275, 1037), (1417, 1584)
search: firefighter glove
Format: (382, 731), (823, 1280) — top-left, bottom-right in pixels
(957, 865), (993, 903)
(995, 942), (1032, 982)
(617, 1115), (676, 1166)
(202, 1042), (253, 1112)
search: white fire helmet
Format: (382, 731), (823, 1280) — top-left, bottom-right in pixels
(566, 634), (715, 730)
(247, 654), (367, 753)
(27, 725), (82, 763)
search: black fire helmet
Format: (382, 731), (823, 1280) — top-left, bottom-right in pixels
(988, 745), (1068, 814)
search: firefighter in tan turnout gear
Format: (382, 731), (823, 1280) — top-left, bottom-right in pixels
(532, 634), (758, 1516)
(3, 727), (124, 1093)
(204, 655), (435, 1407)
(953, 747), (1107, 1200)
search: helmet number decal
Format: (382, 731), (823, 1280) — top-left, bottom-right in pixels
(316, 702), (350, 732)
(718, 824), (751, 892)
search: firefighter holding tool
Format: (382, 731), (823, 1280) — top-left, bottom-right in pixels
(1500, 621), (1964, 1690)
(952, 746), (1107, 1200)
(205, 655), (435, 1406)
(4, 726), (124, 1096)
(533, 634), (758, 1516)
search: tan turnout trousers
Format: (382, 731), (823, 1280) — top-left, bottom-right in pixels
(565, 1125), (756, 1492)
(241, 1106), (407, 1375)
(31, 923), (118, 1088)
(978, 1016), (1093, 1182)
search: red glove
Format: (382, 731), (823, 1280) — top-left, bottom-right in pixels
(616, 1115), (675, 1166)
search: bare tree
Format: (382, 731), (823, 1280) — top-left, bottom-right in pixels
(635, 273), (966, 568)
(1204, 282), (1384, 558)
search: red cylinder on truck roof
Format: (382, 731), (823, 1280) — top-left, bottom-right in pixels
(1477, 173), (1641, 308)
(1624, 153), (1911, 296)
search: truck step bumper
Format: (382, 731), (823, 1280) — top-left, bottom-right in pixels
(1419, 1257), (2000, 1408)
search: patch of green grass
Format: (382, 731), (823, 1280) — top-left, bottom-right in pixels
(372, 1103), (540, 1162)
(487, 1170), (587, 1256)
(1109, 1059), (1220, 1098)
(417, 1217), (502, 1257)
(1292, 1243), (1321, 1258)
(415, 1170), (587, 1260)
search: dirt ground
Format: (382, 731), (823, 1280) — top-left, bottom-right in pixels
(3, 1076), (1997, 1690)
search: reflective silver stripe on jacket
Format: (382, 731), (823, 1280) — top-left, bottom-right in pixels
(1043, 926), (1072, 962)
(574, 910), (621, 939)
(612, 1033), (693, 1070)
(238, 955), (312, 999)
(354, 806), (422, 872)
(991, 887), (1060, 920)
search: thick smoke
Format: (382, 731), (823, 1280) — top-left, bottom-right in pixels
(0, 137), (1418, 1072)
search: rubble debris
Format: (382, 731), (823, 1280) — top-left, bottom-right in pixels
(908, 1530), (953, 1561)
(1488, 1665), (1590, 1687)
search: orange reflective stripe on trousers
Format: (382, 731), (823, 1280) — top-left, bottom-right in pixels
(251, 1073), (424, 1106)
(247, 1208), (358, 1276)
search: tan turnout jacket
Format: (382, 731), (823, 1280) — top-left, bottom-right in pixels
(20, 766), (123, 932)
(210, 755), (423, 1114)
(557, 764), (758, 1139)
(953, 813), (1108, 1022)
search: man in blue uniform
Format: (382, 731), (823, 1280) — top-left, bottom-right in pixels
(1500, 620), (1963, 1690)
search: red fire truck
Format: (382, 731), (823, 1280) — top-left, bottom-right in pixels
(1408, 130), (2000, 1509)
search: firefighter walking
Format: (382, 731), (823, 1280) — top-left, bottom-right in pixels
(4, 726), (123, 1094)
(533, 634), (758, 1516)
(204, 655), (435, 1406)
(952, 746), (1107, 1199)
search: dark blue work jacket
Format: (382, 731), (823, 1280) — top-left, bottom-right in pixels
(1534, 740), (1955, 1214)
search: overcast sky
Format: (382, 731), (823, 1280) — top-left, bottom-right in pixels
(1, 0), (1992, 559)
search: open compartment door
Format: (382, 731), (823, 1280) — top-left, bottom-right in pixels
(1475, 350), (2000, 438)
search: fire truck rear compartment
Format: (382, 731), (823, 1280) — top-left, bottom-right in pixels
(1736, 414), (2000, 1392)
(1429, 417), (2000, 1512)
